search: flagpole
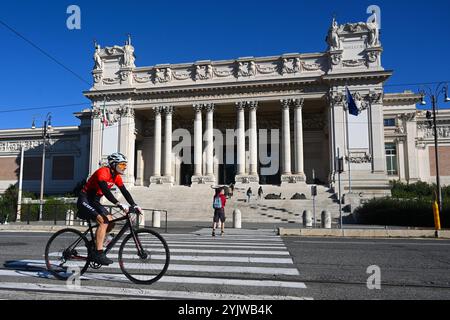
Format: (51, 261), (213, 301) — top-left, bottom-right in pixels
(100, 96), (106, 167)
(345, 108), (352, 193)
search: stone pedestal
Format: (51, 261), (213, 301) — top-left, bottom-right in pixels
(281, 174), (306, 184)
(191, 175), (215, 185)
(235, 174), (259, 184)
(150, 176), (174, 186)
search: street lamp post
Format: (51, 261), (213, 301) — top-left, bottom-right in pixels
(420, 83), (450, 215)
(32, 113), (52, 221)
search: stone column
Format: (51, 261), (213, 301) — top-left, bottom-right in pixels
(89, 106), (103, 175)
(329, 91), (346, 181)
(204, 103), (215, 181)
(236, 102), (246, 176)
(118, 104), (135, 185)
(370, 99), (387, 174)
(136, 149), (144, 186)
(281, 99), (292, 175)
(193, 104), (203, 179)
(163, 106), (174, 184)
(248, 101), (259, 178)
(150, 107), (162, 183)
(293, 98), (305, 179)
(404, 113), (419, 182)
(397, 138), (406, 182)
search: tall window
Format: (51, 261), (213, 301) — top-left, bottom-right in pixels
(385, 143), (398, 176)
(52, 156), (74, 180)
(384, 118), (396, 127)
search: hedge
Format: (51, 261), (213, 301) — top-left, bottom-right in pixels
(354, 197), (449, 228)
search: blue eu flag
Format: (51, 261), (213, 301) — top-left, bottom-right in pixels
(346, 87), (359, 116)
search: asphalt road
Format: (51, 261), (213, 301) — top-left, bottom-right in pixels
(0, 229), (449, 300)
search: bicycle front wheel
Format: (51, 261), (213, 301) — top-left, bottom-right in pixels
(118, 229), (170, 285)
(45, 228), (90, 280)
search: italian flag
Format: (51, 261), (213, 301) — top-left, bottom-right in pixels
(101, 101), (109, 127)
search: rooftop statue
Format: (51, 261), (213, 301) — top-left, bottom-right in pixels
(366, 15), (380, 47)
(326, 17), (341, 51)
(93, 41), (103, 70)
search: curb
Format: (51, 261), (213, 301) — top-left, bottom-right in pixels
(278, 228), (450, 239)
(0, 225), (87, 233)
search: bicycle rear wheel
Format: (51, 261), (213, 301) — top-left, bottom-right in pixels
(118, 228), (170, 285)
(45, 228), (90, 280)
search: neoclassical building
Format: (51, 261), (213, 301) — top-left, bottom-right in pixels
(84, 19), (393, 198)
(1, 17), (449, 200)
(81, 18), (450, 197)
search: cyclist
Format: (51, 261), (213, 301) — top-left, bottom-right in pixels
(77, 152), (142, 265)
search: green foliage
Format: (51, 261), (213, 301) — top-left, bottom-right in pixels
(0, 185), (36, 222)
(0, 184), (77, 222)
(354, 197), (450, 228)
(390, 180), (450, 200)
(42, 197), (76, 221)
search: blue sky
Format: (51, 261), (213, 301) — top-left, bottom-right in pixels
(0, 0), (449, 129)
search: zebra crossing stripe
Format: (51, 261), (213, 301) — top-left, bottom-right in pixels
(48, 252), (293, 264)
(0, 282), (311, 300)
(110, 248), (290, 255)
(0, 269), (307, 289)
(101, 262), (300, 275)
(10, 259), (299, 275)
(131, 242), (287, 249)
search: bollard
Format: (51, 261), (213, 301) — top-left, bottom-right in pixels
(139, 211), (145, 227)
(321, 210), (331, 229)
(303, 210), (313, 228)
(152, 210), (161, 228)
(233, 209), (242, 229)
(65, 209), (74, 226)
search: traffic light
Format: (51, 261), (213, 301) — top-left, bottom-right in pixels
(337, 157), (344, 173)
(426, 110), (433, 128)
(311, 185), (317, 197)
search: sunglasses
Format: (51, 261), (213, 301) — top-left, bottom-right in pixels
(117, 162), (127, 168)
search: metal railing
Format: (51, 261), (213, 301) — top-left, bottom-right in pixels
(6, 202), (168, 233)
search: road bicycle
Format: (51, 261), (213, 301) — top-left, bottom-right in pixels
(44, 207), (170, 284)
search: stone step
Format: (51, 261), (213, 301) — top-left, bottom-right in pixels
(122, 185), (342, 223)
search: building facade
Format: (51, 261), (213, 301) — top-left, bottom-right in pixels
(0, 113), (91, 194)
(83, 19), (393, 198)
(1, 18), (449, 198)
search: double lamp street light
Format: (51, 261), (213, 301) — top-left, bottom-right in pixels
(31, 112), (52, 221)
(419, 82), (450, 218)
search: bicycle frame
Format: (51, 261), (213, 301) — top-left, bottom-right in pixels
(82, 210), (145, 257)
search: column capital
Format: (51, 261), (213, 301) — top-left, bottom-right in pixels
(291, 98), (304, 109)
(193, 104), (203, 113)
(203, 103), (215, 113)
(247, 101), (259, 111)
(163, 106), (175, 115)
(118, 105), (135, 118)
(235, 101), (246, 111)
(328, 91), (345, 106)
(153, 106), (163, 115)
(280, 99), (291, 110)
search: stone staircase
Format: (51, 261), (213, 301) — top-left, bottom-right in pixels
(122, 184), (342, 224)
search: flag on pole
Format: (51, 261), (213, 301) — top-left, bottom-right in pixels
(346, 87), (359, 116)
(101, 100), (109, 127)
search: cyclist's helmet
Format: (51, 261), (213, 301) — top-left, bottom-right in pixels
(107, 152), (128, 168)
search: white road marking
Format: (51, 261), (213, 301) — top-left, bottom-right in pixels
(6, 259), (299, 275)
(110, 248), (290, 255)
(0, 282), (312, 300)
(0, 269), (307, 289)
(47, 252), (293, 264)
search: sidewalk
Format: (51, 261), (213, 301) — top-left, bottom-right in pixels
(1, 221), (449, 239)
